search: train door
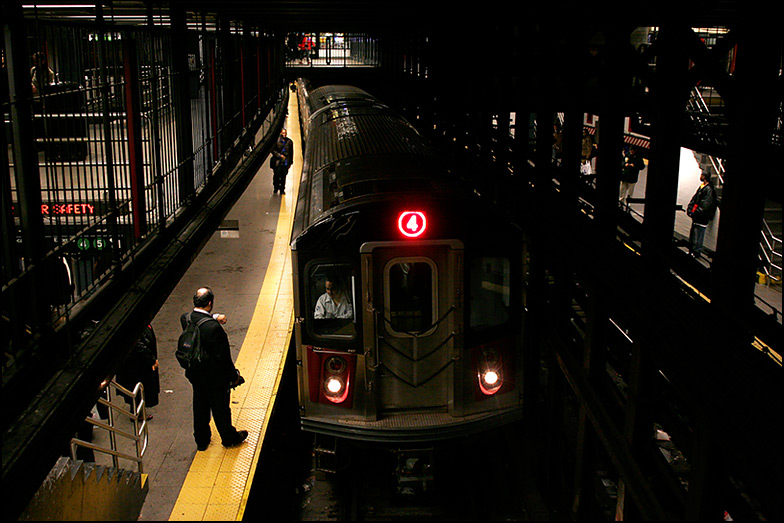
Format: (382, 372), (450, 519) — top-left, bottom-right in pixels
(360, 240), (464, 416)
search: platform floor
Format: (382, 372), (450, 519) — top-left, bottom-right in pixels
(88, 92), (303, 521)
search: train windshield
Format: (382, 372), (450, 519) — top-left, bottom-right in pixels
(469, 257), (511, 330)
(310, 264), (355, 337)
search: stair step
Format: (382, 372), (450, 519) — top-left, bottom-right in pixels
(19, 457), (148, 521)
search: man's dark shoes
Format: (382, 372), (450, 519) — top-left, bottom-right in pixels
(222, 430), (248, 448)
(196, 441), (210, 451)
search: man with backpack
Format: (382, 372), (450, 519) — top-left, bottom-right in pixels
(179, 287), (247, 451)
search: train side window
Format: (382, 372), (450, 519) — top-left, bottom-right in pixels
(385, 259), (436, 335)
(309, 264), (355, 337)
(469, 257), (510, 330)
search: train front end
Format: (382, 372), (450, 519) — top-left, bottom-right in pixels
(293, 199), (524, 443)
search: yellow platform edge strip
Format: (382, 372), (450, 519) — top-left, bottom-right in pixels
(169, 92), (302, 521)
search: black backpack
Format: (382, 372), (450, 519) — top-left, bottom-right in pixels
(175, 313), (214, 370)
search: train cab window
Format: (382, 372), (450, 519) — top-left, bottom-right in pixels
(309, 264), (355, 337)
(385, 259), (436, 335)
(469, 257), (511, 330)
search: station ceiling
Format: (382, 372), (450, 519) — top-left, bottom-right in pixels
(21, 1), (743, 32)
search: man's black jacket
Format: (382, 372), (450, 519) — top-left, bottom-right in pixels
(180, 310), (236, 385)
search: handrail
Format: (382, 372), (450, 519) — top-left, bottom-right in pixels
(69, 380), (149, 474)
(684, 87), (782, 283)
(688, 87), (726, 184)
(759, 218), (783, 283)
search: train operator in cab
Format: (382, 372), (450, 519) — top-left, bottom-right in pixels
(314, 276), (353, 319)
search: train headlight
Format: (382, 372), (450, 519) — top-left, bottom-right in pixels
(323, 356), (350, 403)
(483, 370), (499, 386)
(326, 376), (344, 394)
(477, 348), (503, 395)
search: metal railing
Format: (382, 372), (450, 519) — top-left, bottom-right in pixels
(3, 16), (287, 387)
(69, 380), (149, 473)
(687, 88), (727, 184)
(285, 33), (379, 68)
(759, 218), (782, 284)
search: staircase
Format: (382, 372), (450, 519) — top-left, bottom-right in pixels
(18, 380), (151, 521)
(18, 457), (148, 521)
(683, 86), (730, 158)
(688, 88), (782, 286)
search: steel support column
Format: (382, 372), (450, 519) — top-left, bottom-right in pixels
(711, 22), (780, 320)
(616, 335), (658, 520)
(642, 26), (690, 263)
(4, 3), (50, 332)
(592, 29), (627, 242)
(685, 417), (728, 520)
(96, 5), (122, 273)
(170, 5), (195, 202)
(571, 296), (608, 520)
(122, 38), (146, 239)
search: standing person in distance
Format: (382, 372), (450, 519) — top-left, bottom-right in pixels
(619, 145), (645, 206)
(116, 324), (159, 421)
(271, 129), (294, 195)
(30, 51), (55, 95)
(686, 170), (718, 258)
(181, 287), (247, 451)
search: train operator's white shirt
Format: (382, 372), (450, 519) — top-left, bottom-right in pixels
(314, 293), (353, 319)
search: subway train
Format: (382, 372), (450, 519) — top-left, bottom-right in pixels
(291, 83), (525, 444)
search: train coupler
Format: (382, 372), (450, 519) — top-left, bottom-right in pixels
(394, 448), (435, 496)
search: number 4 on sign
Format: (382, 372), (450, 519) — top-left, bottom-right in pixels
(398, 211), (426, 238)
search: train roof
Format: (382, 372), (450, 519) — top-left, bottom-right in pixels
(305, 84), (381, 115)
(293, 85), (466, 245)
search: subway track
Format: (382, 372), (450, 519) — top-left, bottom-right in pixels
(337, 422), (539, 520)
(257, 417), (548, 520)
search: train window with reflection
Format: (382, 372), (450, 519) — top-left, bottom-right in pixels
(385, 259), (436, 335)
(469, 257), (511, 330)
(309, 264), (355, 337)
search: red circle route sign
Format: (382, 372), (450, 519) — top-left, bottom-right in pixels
(398, 211), (427, 238)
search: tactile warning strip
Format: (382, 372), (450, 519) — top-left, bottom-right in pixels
(169, 93), (302, 522)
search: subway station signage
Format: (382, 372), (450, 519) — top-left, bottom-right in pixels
(41, 203), (97, 216)
(9, 201), (102, 217)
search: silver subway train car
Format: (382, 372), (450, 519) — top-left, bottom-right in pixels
(291, 83), (524, 443)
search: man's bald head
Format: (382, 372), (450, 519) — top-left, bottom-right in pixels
(193, 287), (214, 309)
